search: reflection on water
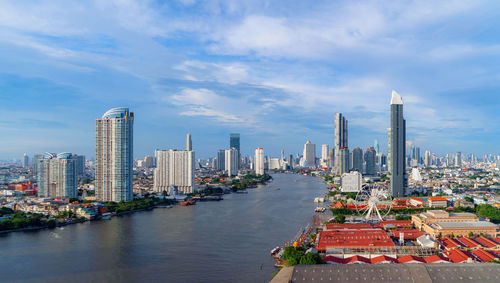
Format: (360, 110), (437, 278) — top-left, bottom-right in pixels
(0, 174), (327, 283)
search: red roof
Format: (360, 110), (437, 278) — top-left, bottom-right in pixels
(323, 255), (345, 264)
(471, 248), (499, 263)
(391, 229), (424, 240)
(325, 223), (374, 230)
(397, 255), (425, 263)
(440, 237), (463, 250)
(344, 255), (371, 264)
(371, 255), (397, 264)
(379, 220), (412, 228)
(317, 229), (395, 250)
(410, 197), (425, 202)
(428, 197), (447, 201)
(445, 249), (472, 263)
(475, 236), (500, 248)
(457, 237), (481, 249)
(424, 255), (450, 263)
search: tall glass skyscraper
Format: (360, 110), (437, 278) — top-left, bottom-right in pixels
(95, 107), (134, 202)
(334, 113), (348, 175)
(389, 91), (407, 197)
(229, 133), (240, 168)
(37, 152), (77, 198)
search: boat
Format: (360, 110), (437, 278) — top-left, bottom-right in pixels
(276, 187), (280, 190)
(270, 246), (281, 255)
(101, 212), (112, 220)
(179, 200), (196, 206)
(314, 207), (327, 213)
(234, 190), (248, 194)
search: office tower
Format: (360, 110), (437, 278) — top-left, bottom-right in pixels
(455, 152), (462, 167)
(388, 91), (407, 197)
(364, 147), (376, 175)
(33, 154), (44, 175)
(22, 153), (29, 168)
(225, 148), (238, 176)
(424, 150), (431, 167)
(216, 150), (225, 171)
(74, 154), (86, 175)
(288, 154), (294, 169)
(95, 107), (134, 202)
(37, 152), (77, 198)
(351, 148), (363, 172)
(229, 133), (240, 168)
(374, 139), (380, 155)
(334, 113), (348, 174)
(186, 132), (192, 151)
(446, 153), (453, 167)
(328, 148), (334, 168)
(321, 144), (329, 167)
(337, 147), (349, 175)
(154, 149), (195, 195)
(255, 148), (264, 175)
(303, 140), (316, 168)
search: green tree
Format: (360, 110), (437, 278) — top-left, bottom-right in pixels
(468, 231), (474, 238)
(335, 215), (346, 224)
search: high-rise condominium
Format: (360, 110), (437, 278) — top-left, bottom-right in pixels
(255, 148), (264, 175)
(455, 152), (462, 167)
(154, 149), (195, 195)
(225, 148), (239, 176)
(337, 147), (349, 175)
(321, 144), (329, 167)
(74, 154), (85, 175)
(37, 152), (77, 198)
(364, 147), (376, 175)
(303, 140), (316, 168)
(229, 133), (240, 168)
(95, 107), (134, 202)
(22, 153), (29, 168)
(334, 113), (348, 174)
(216, 150), (225, 171)
(388, 91), (407, 197)
(186, 132), (192, 151)
(351, 148), (363, 172)
(424, 150), (431, 167)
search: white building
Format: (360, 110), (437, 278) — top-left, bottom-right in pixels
(225, 148), (239, 176)
(321, 144), (329, 167)
(37, 152), (77, 198)
(269, 158), (281, 170)
(303, 140), (316, 168)
(340, 171), (362, 193)
(255, 148), (264, 175)
(154, 149), (195, 195)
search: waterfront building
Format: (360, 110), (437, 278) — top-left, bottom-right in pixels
(95, 107), (134, 202)
(340, 171), (362, 192)
(364, 147), (376, 175)
(22, 153), (29, 168)
(351, 148), (363, 172)
(255, 148), (264, 175)
(269, 158), (280, 170)
(225, 148), (238, 176)
(154, 149), (195, 195)
(388, 91), (407, 197)
(37, 152), (77, 198)
(321, 144), (329, 167)
(229, 133), (240, 169)
(334, 113), (348, 174)
(337, 147), (349, 175)
(186, 132), (192, 151)
(303, 140), (316, 168)
(216, 149), (225, 171)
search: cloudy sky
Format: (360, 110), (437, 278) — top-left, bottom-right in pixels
(0, 0), (499, 160)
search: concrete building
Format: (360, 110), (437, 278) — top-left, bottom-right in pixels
(186, 132), (192, 151)
(303, 140), (316, 168)
(154, 149), (195, 195)
(225, 148), (238, 176)
(389, 90), (407, 197)
(334, 113), (348, 174)
(216, 149), (225, 171)
(364, 147), (376, 175)
(254, 148), (264, 175)
(37, 152), (77, 198)
(424, 221), (498, 239)
(95, 107), (134, 202)
(412, 210), (478, 230)
(427, 197), (448, 208)
(269, 158), (281, 170)
(143, 155), (154, 168)
(22, 153), (29, 169)
(229, 133), (240, 168)
(321, 144), (329, 167)
(455, 152), (462, 167)
(340, 171), (362, 193)
(351, 148), (363, 172)
(337, 147), (349, 175)
(424, 150), (431, 167)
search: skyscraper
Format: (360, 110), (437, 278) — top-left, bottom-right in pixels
(74, 154), (86, 175)
(388, 91), (407, 197)
(186, 132), (192, 151)
(455, 152), (462, 167)
(334, 113), (348, 174)
(22, 153), (29, 169)
(351, 148), (363, 172)
(364, 147), (376, 175)
(154, 149), (195, 195)
(216, 150), (226, 171)
(321, 144), (329, 167)
(229, 133), (240, 168)
(95, 107), (134, 202)
(374, 139), (380, 155)
(337, 147), (349, 175)
(303, 140), (316, 168)
(424, 150), (431, 167)
(225, 148), (238, 176)
(37, 152), (77, 198)
(255, 148), (264, 175)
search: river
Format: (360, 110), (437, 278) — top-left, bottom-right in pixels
(0, 173), (328, 283)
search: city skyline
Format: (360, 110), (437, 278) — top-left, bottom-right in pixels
(1, 1), (500, 159)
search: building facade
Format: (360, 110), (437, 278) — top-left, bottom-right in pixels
(341, 171), (362, 193)
(334, 113), (348, 174)
(389, 91), (407, 197)
(303, 140), (316, 168)
(229, 133), (240, 169)
(154, 149), (195, 195)
(95, 107), (134, 202)
(255, 148), (264, 175)
(364, 147), (376, 175)
(351, 148), (363, 173)
(225, 148), (238, 176)
(37, 152), (77, 198)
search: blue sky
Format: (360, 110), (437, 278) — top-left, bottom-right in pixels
(0, 0), (499, 160)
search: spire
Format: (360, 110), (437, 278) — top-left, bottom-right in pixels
(391, 90), (403, 105)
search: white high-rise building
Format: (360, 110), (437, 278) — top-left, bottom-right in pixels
(37, 152), (77, 198)
(255, 148), (264, 175)
(321, 144), (329, 167)
(225, 148), (239, 176)
(340, 171), (362, 193)
(95, 107), (134, 202)
(22, 153), (29, 169)
(154, 149), (195, 195)
(186, 132), (192, 151)
(303, 140), (316, 168)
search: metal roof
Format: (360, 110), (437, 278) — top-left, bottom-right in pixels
(436, 221), (497, 228)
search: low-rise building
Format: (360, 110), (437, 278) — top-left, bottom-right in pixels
(412, 210), (478, 230)
(428, 197), (448, 208)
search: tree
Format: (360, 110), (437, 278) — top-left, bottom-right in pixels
(468, 231), (474, 238)
(438, 233), (442, 239)
(335, 215), (346, 224)
(476, 204), (500, 223)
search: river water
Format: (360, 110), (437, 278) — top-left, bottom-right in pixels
(0, 174), (327, 283)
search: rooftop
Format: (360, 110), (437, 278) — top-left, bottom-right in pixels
(436, 221), (498, 228)
(391, 90), (403, 105)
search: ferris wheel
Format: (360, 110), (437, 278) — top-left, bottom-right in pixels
(355, 184), (393, 221)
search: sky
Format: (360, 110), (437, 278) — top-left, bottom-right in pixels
(0, 0), (499, 160)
